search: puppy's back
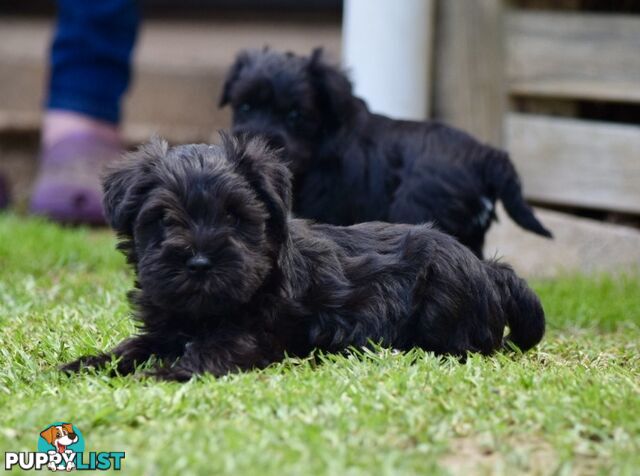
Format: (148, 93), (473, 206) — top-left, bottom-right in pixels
(304, 219), (545, 352)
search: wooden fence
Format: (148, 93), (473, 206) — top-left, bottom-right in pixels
(433, 0), (640, 220)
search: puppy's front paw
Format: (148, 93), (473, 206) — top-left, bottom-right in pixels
(144, 366), (195, 382)
(60, 359), (84, 374)
(60, 354), (112, 374)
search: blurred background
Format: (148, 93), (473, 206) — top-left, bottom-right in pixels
(0, 0), (639, 276)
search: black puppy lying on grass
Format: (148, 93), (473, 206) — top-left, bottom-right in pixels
(220, 48), (552, 258)
(62, 135), (545, 381)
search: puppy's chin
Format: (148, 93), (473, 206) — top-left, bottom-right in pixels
(266, 141), (312, 176)
(283, 148), (313, 175)
(154, 289), (237, 317)
(137, 259), (272, 317)
(231, 126), (312, 175)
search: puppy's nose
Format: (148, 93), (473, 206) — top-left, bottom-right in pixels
(186, 254), (212, 272)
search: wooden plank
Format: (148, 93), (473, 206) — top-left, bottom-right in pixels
(506, 0), (580, 8)
(506, 11), (640, 103)
(0, 16), (341, 135)
(0, 111), (40, 136)
(486, 205), (640, 278)
(433, 0), (506, 145)
(506, 113), (640, 214)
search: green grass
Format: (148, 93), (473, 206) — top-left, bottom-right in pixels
(0, 213), (638, 475)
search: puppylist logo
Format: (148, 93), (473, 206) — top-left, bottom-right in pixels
(4, 422), (125, 471)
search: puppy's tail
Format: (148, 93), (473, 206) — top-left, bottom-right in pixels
(485, 149), (552, 238)
(486, 261), (545, 352)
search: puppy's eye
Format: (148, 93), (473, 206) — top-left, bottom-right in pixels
(286, 108), (301, 124)
(225, 211), (240, 226)
(161, 215), (173, 227)
(238, 103), (252, 114)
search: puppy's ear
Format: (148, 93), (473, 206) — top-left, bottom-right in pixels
(307, 47), (356, 129)
(222, 132), (292, 242)
(40, 426), (57, 445)
(103, 138), (167, 237)
(219, 50), (252, 108)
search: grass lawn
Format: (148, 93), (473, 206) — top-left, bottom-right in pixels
(0, 213), (638, 475)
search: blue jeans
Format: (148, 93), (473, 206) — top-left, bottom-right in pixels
(47, 0), (140, 124)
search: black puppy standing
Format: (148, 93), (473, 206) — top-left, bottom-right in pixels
(63, 135), (545, 381)
(220, 48), (552, 258)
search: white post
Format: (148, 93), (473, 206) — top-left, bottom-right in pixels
(342, 0), (435, 121)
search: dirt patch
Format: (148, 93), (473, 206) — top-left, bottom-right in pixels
(439, 433), (606, 475)
(438, 433), (558, 476)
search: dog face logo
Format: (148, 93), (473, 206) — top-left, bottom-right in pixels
(40, 424), (78, 454)
(37, 422), (84, 471)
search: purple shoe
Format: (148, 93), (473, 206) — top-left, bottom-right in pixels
(30, 133), (122, 225)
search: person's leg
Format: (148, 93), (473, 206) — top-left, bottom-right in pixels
(31, 0), (140, 224)
(47, 0), (139, 128)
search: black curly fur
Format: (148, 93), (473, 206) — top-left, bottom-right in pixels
(62, 135), (545, 381)
(220, 48), (552, 258)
